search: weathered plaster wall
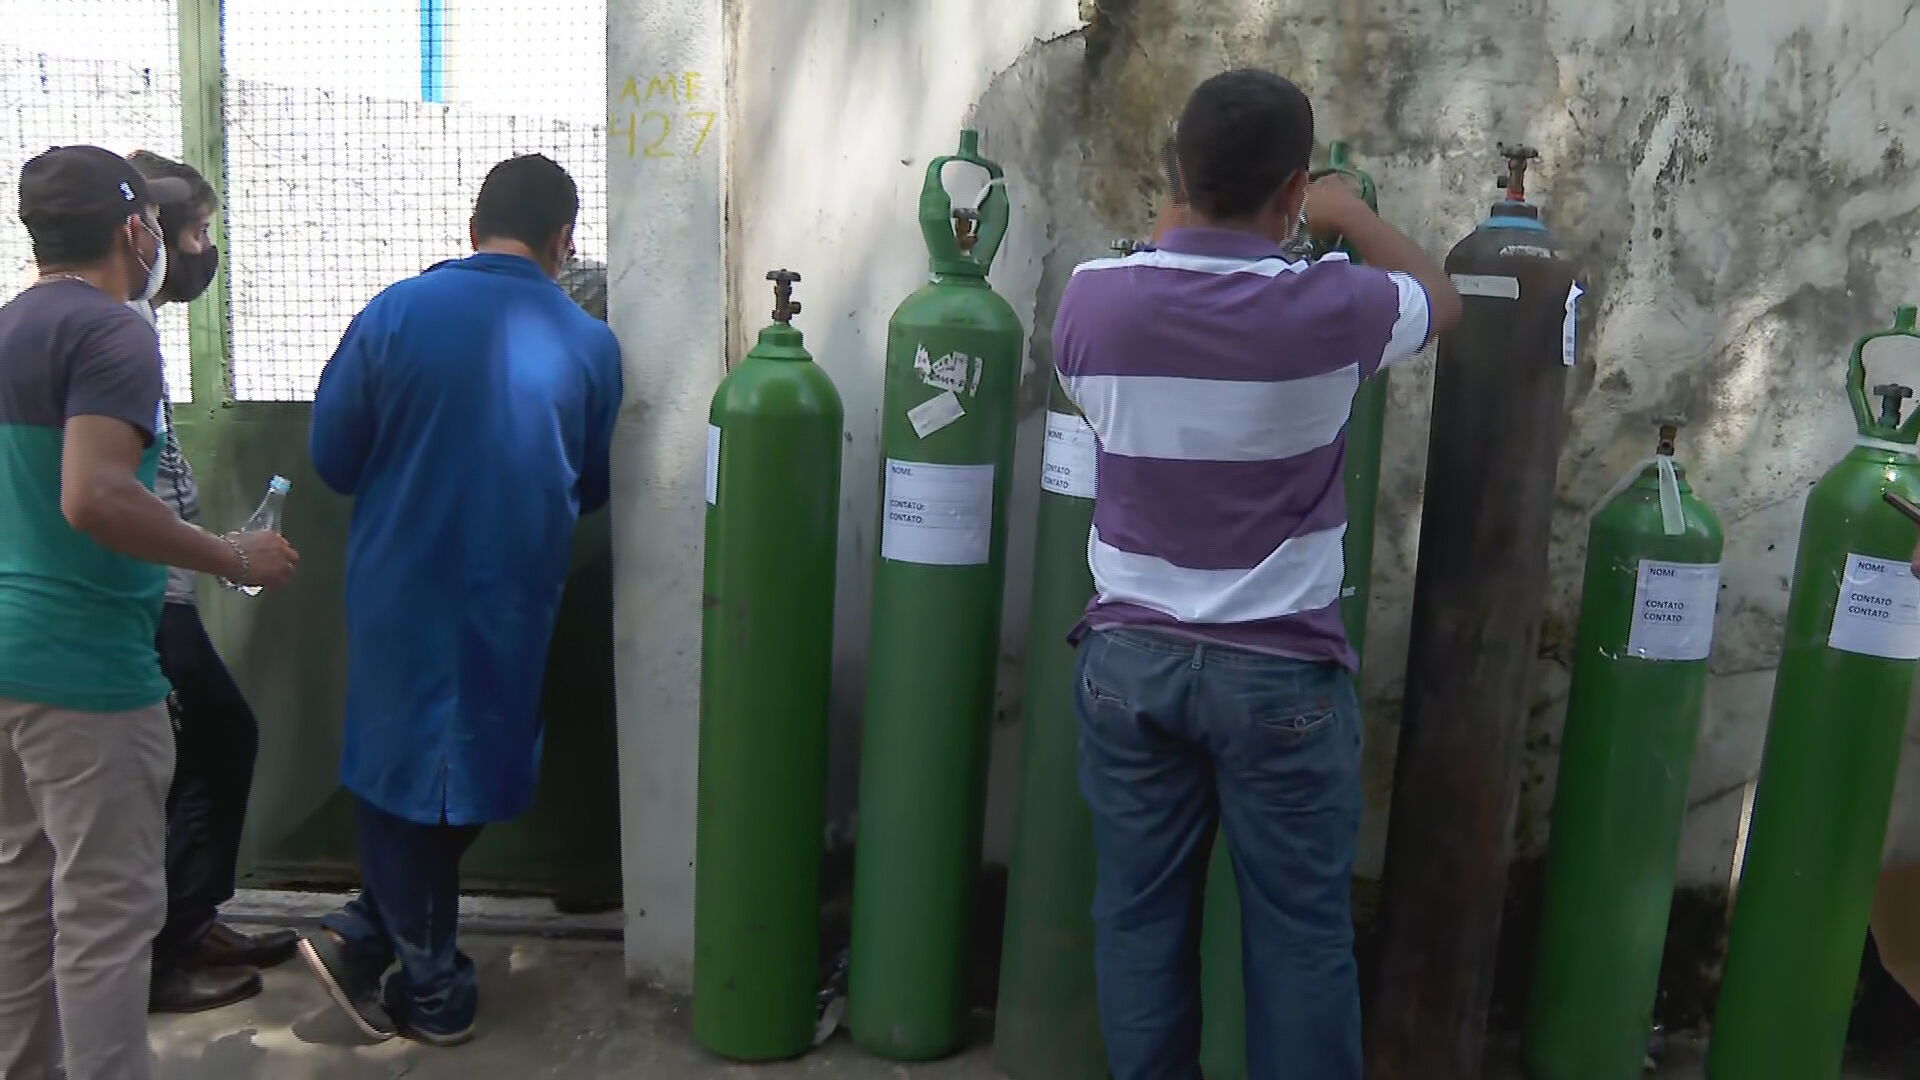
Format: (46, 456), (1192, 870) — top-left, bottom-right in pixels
(726, 0), (1087, 865)
(608, 0), (727, 989)
(726, 0), (1920, 900)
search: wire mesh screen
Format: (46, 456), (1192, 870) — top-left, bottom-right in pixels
(2, 0), (192, 402)
(224, 0), (609, 402)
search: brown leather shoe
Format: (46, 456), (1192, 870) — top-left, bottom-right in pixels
(150, 964), (262, 1014)
(197, 921), (299, 969)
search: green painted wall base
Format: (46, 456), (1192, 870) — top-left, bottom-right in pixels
(176, 405), (621, 904)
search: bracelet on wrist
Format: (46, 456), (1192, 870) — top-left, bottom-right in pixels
(220, 532), (249, 587)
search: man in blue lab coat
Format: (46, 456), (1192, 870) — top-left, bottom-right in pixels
(299, 154), (622, 1046)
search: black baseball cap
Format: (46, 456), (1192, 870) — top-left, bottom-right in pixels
(18, 145), (159, 225)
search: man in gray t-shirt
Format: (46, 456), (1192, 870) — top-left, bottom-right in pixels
(127, 151), (300, 1014)
(1, 143), (296, 1080)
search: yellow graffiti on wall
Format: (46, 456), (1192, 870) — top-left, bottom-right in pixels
(611, 72), (717, 159)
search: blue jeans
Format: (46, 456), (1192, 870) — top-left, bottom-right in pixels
(1075, 628), (1363, 1080)
(319, 797), (483, 1034)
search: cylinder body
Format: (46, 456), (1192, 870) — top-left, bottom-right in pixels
(693, 326), (844, 1060)
(1197, 843), (1248, 1079)
(1193, 374), (1391, 1080)
(1369, 205), (1576, 1080)
(1523, 463), (1723, 1079)
(847, 275), (1024, 1060)
(1707, 447), (1920, 1079)
(992, 385), (1106, 1079)
(1341, 374), (1391, 651)
(1197, 148), (1390, 1078)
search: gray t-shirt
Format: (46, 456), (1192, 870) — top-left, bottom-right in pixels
(0, 278), (170, 709)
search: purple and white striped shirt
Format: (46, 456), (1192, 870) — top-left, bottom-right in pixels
(1053, 226), (1431, 670)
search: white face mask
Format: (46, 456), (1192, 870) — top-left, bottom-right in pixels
(131, 219), (167, 304)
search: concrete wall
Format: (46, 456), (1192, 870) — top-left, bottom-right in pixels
(611, 0), (1920, 988)
(725, 0), (1088, 874)
(5, 2), (609, 406)
(606, 0), (728, 990)
(2, 4), (190, 399)
(219, 79), (608, 401)
(722, 0), (1920, 881)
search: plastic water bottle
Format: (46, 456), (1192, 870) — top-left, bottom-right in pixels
(227, 475), (290, 597)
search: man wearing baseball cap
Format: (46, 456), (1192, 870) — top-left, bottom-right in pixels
(0, 145), (297, 1080)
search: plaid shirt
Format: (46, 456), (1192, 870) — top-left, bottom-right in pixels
(155, 397), (201, 605)
(129, 300), (202, 606)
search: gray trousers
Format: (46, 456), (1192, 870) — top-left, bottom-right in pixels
(0, 696), (173, 1080)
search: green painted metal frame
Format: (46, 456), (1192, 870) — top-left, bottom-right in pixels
(176, 0), (230, 411)
(164, 0), (623, 905)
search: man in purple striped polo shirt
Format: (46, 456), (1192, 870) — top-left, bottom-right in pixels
(1054, 70), (1461, 1080)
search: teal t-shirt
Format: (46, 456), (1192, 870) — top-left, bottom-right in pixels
(0, 278), (169, 712)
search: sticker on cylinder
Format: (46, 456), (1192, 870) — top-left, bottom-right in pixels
(1451, 273), (1520, 299)
(705, 424), (720, 506)
(881, 459), (994, 566)
(1627, 560), (1720, 661)
(914, 344), (977, 395)
(1828, 553), (1920, 660)
(1041, 411), (1098, 499)
(1562, 282), (1584, 367)
(908, 390), (966, 439)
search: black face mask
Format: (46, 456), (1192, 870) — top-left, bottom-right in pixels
(161, 244), (218, 304)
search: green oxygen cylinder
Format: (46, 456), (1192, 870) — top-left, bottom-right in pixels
(1708, 306), (1920, 1079)
(847, 128), (1023, 1062)
(1523, 417), (1724, 1080)
(1326, 139), (1391, 653)
(693, 271), (845, 1061)
(1196, 140), (1384, 1080)
(992, 370), (1105, 1080)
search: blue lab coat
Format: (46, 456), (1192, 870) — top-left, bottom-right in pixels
(311, 253), (622, 826)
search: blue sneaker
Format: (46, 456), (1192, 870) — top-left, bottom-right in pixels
(382, 974), (476, 1047)
(297, 931), (395, 1042)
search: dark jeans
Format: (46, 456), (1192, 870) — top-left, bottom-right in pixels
(320, 797), (483, 1034)
(153, 602), (260, 978)
(1075, 628), (1364, 1080)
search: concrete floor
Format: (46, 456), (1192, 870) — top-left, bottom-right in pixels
(150, 935), (999, 1079)
(147, 932), (1903, 1079)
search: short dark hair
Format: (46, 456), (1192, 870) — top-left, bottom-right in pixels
(471, 154), (578, 251)
(1174, 70), (1314, 221)
(26, 211), (122, 266)
(127, 149), (219, 236)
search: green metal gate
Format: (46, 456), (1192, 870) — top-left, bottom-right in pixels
(6, 0), (621, 906)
